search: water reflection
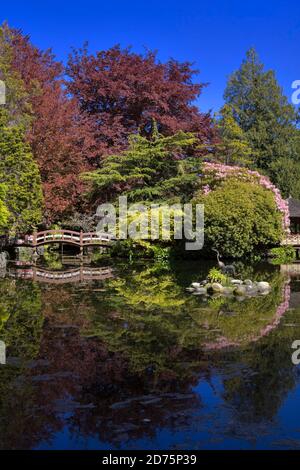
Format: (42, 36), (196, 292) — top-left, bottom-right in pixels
(0, 259), (299, 449)
(0, 340), (5, 364)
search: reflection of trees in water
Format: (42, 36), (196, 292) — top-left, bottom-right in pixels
(82, 264), (210, 380)
(0, 272), (208, 449)
(0, 322), (205, 449)
(0, 279), (43, 359)
(0, 279), (44, 449)
(189, 271), (288, 349)
(0, 261), (298, 449)
(214, 302), (300, 425)
(38, 324), (204, 447)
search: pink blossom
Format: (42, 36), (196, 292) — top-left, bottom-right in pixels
(202, 162), (290, 232)
(202, 184), (211, 195)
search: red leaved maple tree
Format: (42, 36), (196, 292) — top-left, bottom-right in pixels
(67, 46), (216, 162)
(7, 27), (95, 223)
(5, 26), (216, 224)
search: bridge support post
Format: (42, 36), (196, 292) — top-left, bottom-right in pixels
(32, 231), (37, 247)
(80, 230), (83, 258)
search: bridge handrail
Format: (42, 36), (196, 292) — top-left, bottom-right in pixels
(36, 229), (81, 236)
(23, 229), (115, 246)
(81, 231), (115, 238)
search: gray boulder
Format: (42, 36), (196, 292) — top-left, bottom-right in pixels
(245, 285), (258, 296)
(234, 285), (247, 296)
(222, 287), (235, 295)
(186, 287), (195, 292)
(194, 287), (207, 295)
(231, 279), (243, 285)
(191, 282), (201, 289)
(211, 282), (224, 293)
(256, 281), (271, 292)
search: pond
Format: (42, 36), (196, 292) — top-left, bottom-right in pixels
(0, 256), (300, 450)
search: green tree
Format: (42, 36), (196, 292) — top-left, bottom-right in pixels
(216, 104), (254, 166)
(0, 24), (32, 128)
(0, 113), (43, 234)
(269, 157), (300, 199)
(0, 184), (9, 231)
(224, 48), (298, 171)
(194, 179), (283, 258)
(83, 125), (199, 204)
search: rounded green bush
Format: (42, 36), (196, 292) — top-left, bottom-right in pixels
(194, 180), (283, 258)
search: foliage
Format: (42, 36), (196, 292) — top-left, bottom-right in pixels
(0, 279), (43, 359)
(194, 180), (283, 258)
(83, 125), (199, 204)
(62, 211), (99, 232)
(0, 113), (43, 234)
(0, 23), (32, 128)
(190, 270), (286, 347)
(201, 162), (289, 231)
(224, 48), (299, 172)
(0, 184), (9, 231)
(67, 45), (216, 160)
(42, 248), (63, 269)
(82, 263), (208, 377)
(269, 246), (296, 265)
(0, 261), (296, 447)
(269, 157), (300, 199)
(0, 23), (94, 223)
(110, 239), (171, 261)
(207, 267), (227, 284)
(215, 104), (254, 166)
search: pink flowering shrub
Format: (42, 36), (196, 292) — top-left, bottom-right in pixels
(202, 163), (290, 232)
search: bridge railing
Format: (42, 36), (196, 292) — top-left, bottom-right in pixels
(81, 232), (115, 243)
(22, 230), (115, 247)
(34, 230), (81, 245)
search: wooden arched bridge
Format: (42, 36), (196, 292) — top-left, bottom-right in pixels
(16, 230), (115, 249)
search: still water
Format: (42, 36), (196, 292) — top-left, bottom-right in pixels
(0, 256), (300, 450)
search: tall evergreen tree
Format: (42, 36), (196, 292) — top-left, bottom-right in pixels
(269, 157), (300, 199)
(0, 110), (43, 234)
(0, 24), (32, 128)
(215, 104), (254, 166)
(0, 23), (94, 223)
(0, 184), (9, 231)
(224, 48), (299, 170)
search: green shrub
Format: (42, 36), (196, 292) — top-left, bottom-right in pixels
(0, 118), (43, 234)
(269, 246), (296, 264)
(110, 239), (171, 261)
(207, 267), (227, 284)
(194, 180), (283, 258)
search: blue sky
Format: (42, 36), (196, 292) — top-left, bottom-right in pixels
(2, 0), (300, 112)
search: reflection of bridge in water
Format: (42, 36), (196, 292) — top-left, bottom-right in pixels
(9, 266), (114, 284)
(0, 340), (5, 365)
(281, 263), (300, 276)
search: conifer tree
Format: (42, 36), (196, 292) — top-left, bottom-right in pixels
(0, 110), (43, 234)
(0, 184), (9, 231)
(83, 125), (200, 204)
(216, 104), (254, 166)
(224, 48), (299, 170)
